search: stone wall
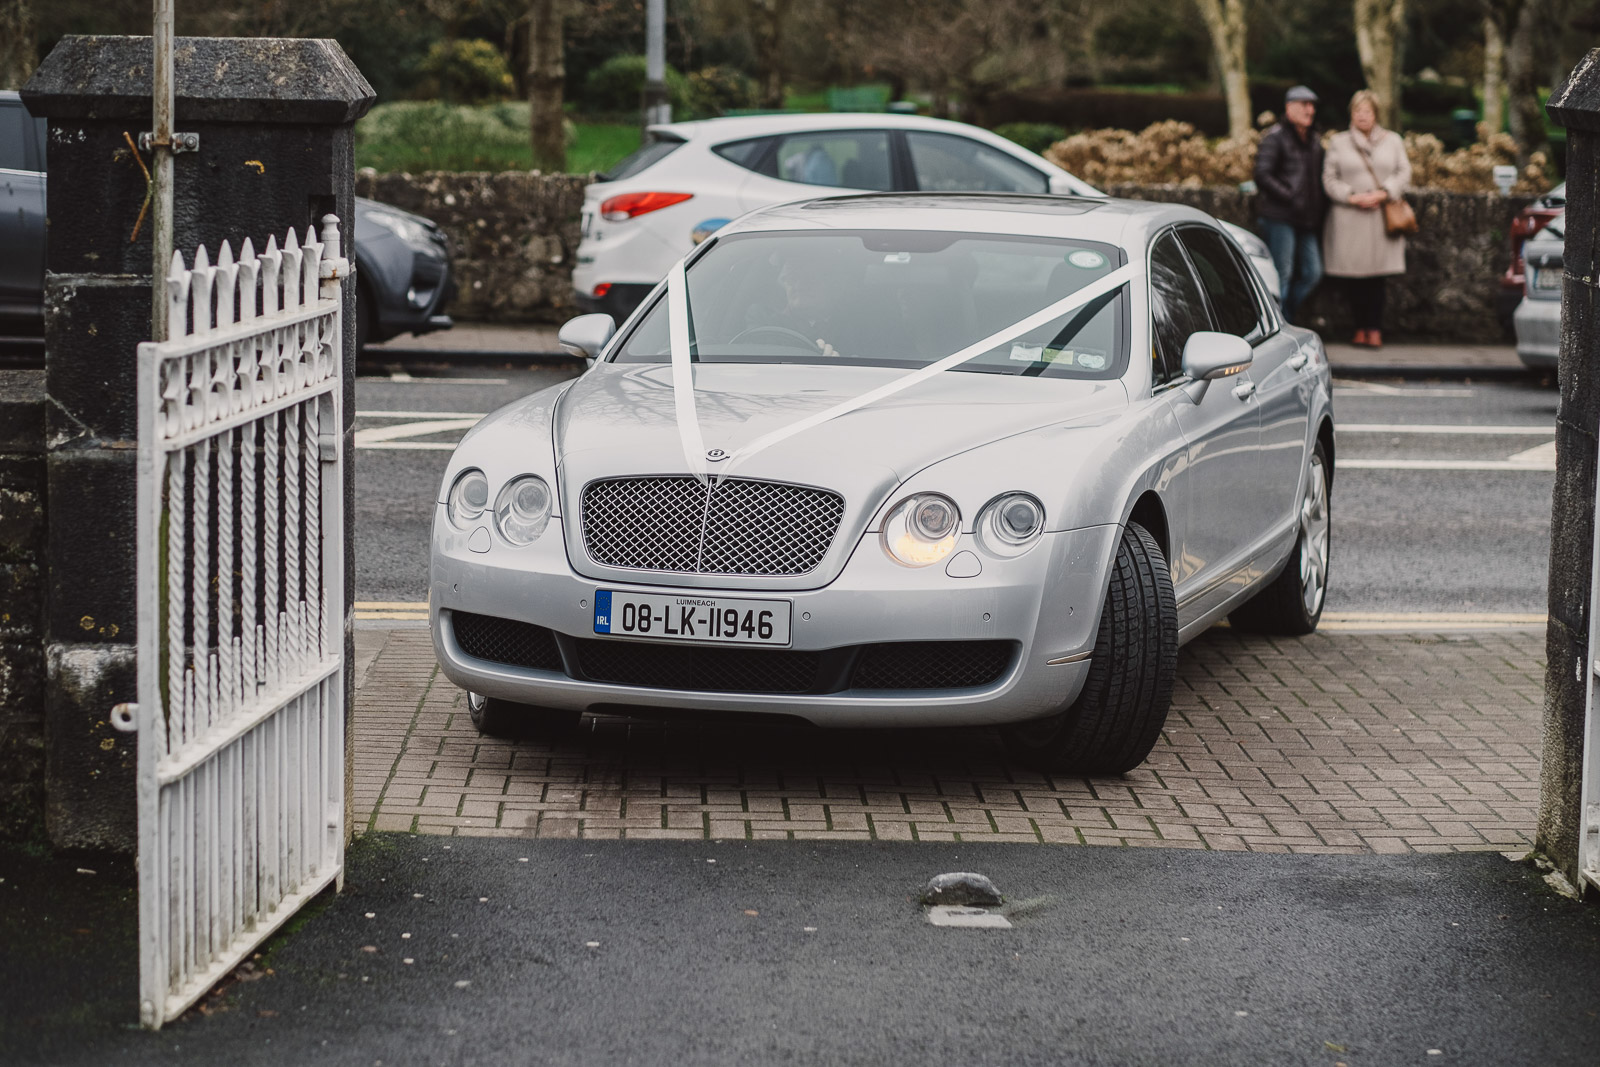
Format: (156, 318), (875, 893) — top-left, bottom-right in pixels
(355, 169), (591, 324)
(361, 169), (1532, 342)
(1106, 184), (1534, 342)
(0, 370), (47, 841)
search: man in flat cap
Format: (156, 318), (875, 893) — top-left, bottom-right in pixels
(1253, 85), (1326, 321)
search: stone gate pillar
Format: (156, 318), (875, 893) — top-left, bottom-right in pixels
(21, 37), (373, 850)
(1539, 50), (1600, 892)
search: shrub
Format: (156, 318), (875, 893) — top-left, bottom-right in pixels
(1042, 120), (1553, 193)
(582, 54), (691, 115)
(418, 38), (515, 104)
(686, 66), (760, 118)
(994, 122), (1068, 155)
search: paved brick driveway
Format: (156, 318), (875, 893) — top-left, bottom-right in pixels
(352, 628), (1543, 853)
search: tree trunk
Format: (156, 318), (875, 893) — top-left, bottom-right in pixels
(1194, 0), (1252, 139)
(528, 0), (566, 173)
(1353, 0), (1407, 130)
(1504, 0), (1549, 166)
(750, 0), (791, 110)
(0, 0), (37, 91)
(1481, 15), (1505, 136)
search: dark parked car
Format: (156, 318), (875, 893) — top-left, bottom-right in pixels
(0, 90), (453, 351)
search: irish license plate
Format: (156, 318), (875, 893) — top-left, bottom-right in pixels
(593, 590), (792, 646)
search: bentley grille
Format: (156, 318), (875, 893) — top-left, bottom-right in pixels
(580, 476), (845, 576)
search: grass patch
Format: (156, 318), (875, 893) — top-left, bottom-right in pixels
(355, 101), (640, 174)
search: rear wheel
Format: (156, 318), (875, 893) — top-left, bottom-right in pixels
(1229, 440), (1330, 635)
(1001, 521), (1178, 775)
(466, 692), (582, 739)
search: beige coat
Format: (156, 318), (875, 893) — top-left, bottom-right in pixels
(1321, 127), (1412, 277)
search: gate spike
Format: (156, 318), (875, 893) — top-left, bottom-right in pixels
(217, 241), (234, 268)
(193, 243), (210, 271)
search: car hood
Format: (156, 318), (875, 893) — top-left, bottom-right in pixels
(553, 361), (1125, 492)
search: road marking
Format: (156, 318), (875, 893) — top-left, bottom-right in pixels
(355, 599), (429, 621)
(1340, 424), (1553, 435)
(357, 376), (509, 386)
(354, 418), (480, 451)
(1342, 457), (1553, 471)
(357, 410), (487, 419)
(1333, 381), (1476, 397)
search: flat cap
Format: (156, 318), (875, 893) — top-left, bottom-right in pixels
(1285, 85), (1319, 103)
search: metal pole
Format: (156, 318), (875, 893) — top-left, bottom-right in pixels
(642, 0), (669, 128)
(151, 0), (175, 342)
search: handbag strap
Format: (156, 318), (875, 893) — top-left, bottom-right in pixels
(1351, 134), (1387, 197)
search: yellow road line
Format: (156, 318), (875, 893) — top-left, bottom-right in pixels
(355, 601), (430, 609)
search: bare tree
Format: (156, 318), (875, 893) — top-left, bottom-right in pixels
(528, 0), (566, 171)
(1480, 14), (1505, 136)
(1194, 0), (1251, 139)
(749, 0), (793, 109)
(1492, 0), (1549, 165)
(0, 0), (38, 90)
(1353, 0), (1406, 128)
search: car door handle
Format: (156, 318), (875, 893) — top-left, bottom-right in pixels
(1288, 352), (1309, 371)
(1232, 379), (1256, 401)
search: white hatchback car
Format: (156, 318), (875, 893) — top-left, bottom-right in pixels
(572, 113), (1280, 320)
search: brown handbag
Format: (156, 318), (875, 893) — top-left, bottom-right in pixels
(1354, 136), (1418, 235)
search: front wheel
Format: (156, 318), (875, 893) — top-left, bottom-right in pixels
(466, 692), (582, 739)
(1229, 440), (1331, 635)
(1001, 521), (1178, 775)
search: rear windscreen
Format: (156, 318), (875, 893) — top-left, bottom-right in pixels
(602, 135), (685, 181)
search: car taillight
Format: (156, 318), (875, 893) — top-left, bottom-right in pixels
(599, 191), (693, 222)
(592, 283), (612, 298)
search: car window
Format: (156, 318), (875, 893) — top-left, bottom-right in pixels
(905, 132), (1048, 194)
(0, 102), (31, 171)
(613, 229), (1128, 380)
(602, 134), (685, 181)
(1178, 226), (1264, 340)
(760, 131), (893, 190)
(1149, 232), (1212, 385)
(712, 137), (773, 170)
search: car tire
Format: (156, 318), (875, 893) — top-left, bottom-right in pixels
(466, 692), (582, 740)
(1228, 440), (1331, 636)
(1001, 521), (1178, 775)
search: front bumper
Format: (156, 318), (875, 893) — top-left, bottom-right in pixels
(1513, 296), (1560, 368)
(429, 515), (1118, 728)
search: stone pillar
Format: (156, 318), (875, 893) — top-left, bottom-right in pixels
(0, 370), (48, 842)
(1539, 50), (1600, 890)
(21, 37), (372, 851)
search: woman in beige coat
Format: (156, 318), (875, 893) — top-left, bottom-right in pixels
(1322, 89), (1412, 347)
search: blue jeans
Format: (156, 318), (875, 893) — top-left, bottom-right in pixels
(1257, 217), (1323, 322)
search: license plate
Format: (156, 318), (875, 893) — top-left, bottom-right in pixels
(593, 590), (792, 646)
(1533, 268), (1561, 290)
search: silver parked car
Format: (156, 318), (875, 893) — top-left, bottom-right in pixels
(430, 193), (1334, 773)
(1514, 216), (1563, 370)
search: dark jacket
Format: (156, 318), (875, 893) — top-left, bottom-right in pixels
(1253, 122), (1326, 230)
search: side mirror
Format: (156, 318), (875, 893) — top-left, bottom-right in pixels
(1181, 331), (1253, 381)
(691, 218), (731, 245)
(558, 313), (616, 362)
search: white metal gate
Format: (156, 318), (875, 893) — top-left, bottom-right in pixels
(113, 216), (349, 1028)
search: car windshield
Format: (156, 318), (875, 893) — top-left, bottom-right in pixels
(611, 229), (1129, 379)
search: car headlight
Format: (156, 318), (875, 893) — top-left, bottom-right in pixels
(366, 208), (437, 253)
(881, 493), (961, 567)
(976, 493), (1045, 558)
(494, 475), (553, 546)
(446, 468), (489, 529)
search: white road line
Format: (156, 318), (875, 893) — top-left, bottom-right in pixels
(1508, 440), (1557, 465)
(357, 442), (460, 451)
(354, 418), (480, 450)
(1340, 424), (1553, 435)
(1333, 381), (1476, 397)
(356, 410), (488, 419)
(1341, 458), (1554, 471)
(356, 376), (509, 386)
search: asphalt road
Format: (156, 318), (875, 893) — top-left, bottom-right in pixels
(9, 836), (1600, 1066)
(353, 367), (1558, 615)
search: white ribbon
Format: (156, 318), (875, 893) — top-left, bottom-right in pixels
(667, 260), (1135, 483)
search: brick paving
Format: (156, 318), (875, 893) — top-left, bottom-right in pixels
(351, 627), (1544, 853)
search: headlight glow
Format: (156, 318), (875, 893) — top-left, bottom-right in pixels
(976, 493), (1045, 558)
(494, 475), (553, 546)
(446, 468), (489, 529)
(881, 493), (961, 567)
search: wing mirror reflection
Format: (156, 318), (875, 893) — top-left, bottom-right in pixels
(1181, 331), (1253, 381)
(691, 218), (731, 245)
(558, 313), (616, 363)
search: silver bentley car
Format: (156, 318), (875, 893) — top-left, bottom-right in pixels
(429, 193), (1334, 773)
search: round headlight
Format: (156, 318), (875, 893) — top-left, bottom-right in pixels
(447, 468), (489, 529)
(881, 493), (961, 567)
(976, 493), (1045, 558)
(495, 475), (553, 546)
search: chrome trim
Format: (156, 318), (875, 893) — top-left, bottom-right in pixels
(1046, 650), (1093, 665)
